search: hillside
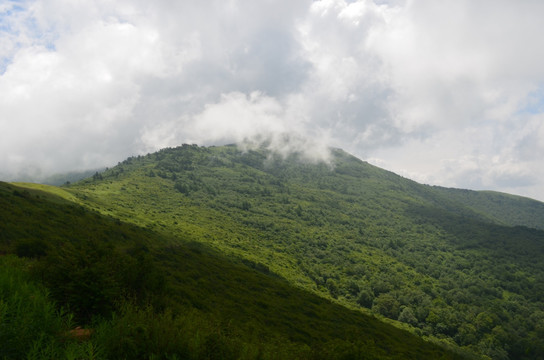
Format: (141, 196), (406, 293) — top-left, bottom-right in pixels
(7, 144), (544, 359)
(432, 186), (544, 230)
(0, 181), (464, 359)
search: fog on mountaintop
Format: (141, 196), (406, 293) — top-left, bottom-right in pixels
(2, 0), (544, 201)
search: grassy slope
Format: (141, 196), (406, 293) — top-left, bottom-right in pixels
(0, 181), (464, 359)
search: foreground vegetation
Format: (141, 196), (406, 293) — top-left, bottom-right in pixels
(0, 181), (463, 359)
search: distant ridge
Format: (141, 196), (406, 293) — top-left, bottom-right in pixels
(42, 168), (106, 186)
(432, 186), (544, 230)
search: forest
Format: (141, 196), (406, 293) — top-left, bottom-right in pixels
(2, 143), (544, 359)
(0, 181), (462, 359)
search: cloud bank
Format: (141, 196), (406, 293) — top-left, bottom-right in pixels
(1, 0), (544, 201)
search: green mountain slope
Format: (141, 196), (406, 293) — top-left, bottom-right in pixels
(432, 186), (544, 230)
(0, 181), (465, 359)
(46, 144), (543, 360)
(9, 144), (544, 359)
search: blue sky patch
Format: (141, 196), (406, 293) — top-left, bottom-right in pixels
(517, 86), (544, 115)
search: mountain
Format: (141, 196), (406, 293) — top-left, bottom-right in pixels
(4, 144), (544, 359)
(41, 168), (106, 186)
(0, 181), (462, 359)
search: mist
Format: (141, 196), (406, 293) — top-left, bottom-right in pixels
(2, 0), (544, 201)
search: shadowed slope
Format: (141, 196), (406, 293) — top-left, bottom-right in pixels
(0, 181), (466, 359)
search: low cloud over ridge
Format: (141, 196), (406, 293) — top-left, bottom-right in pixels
(2, 0), (544, 201)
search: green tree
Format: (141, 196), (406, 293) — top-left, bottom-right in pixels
(356, 289), (374, 308)
(398, 306), (418, 326)
(372, 293), (400, 319)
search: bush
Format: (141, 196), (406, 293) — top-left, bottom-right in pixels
(93, 303), (238, 360)
(0, 256), (66, 359)
(31, 240), (167, 323)
(14, 239), (48, 258)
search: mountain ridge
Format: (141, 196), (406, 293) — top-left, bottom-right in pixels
(431, 185), (544, 230)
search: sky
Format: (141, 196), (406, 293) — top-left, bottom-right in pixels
(1, 0), (544, 201)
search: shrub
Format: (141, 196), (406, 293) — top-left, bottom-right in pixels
(14, 239), (48, 258)
(0, 256), (66, 359)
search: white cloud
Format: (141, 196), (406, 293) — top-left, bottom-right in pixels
(0, 16), (166, 175)
(357, 0), (544, 200)
(367, 0), (544, 131)
(2, 0), (544, 201)
(140, 91), (332, 163)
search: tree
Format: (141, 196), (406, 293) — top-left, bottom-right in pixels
(356, 289), (374, 308)
(372, 293), (400, 319)
(398, 306), (418, 326)
(174, 182), (189, 194)
(326, 278), (339, 298)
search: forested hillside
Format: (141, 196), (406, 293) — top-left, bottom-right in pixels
(0, 181), (464, 359)
(432, 186), (544, 230)
(6, 144), (544, 359)
(57, 144), (544, 359)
